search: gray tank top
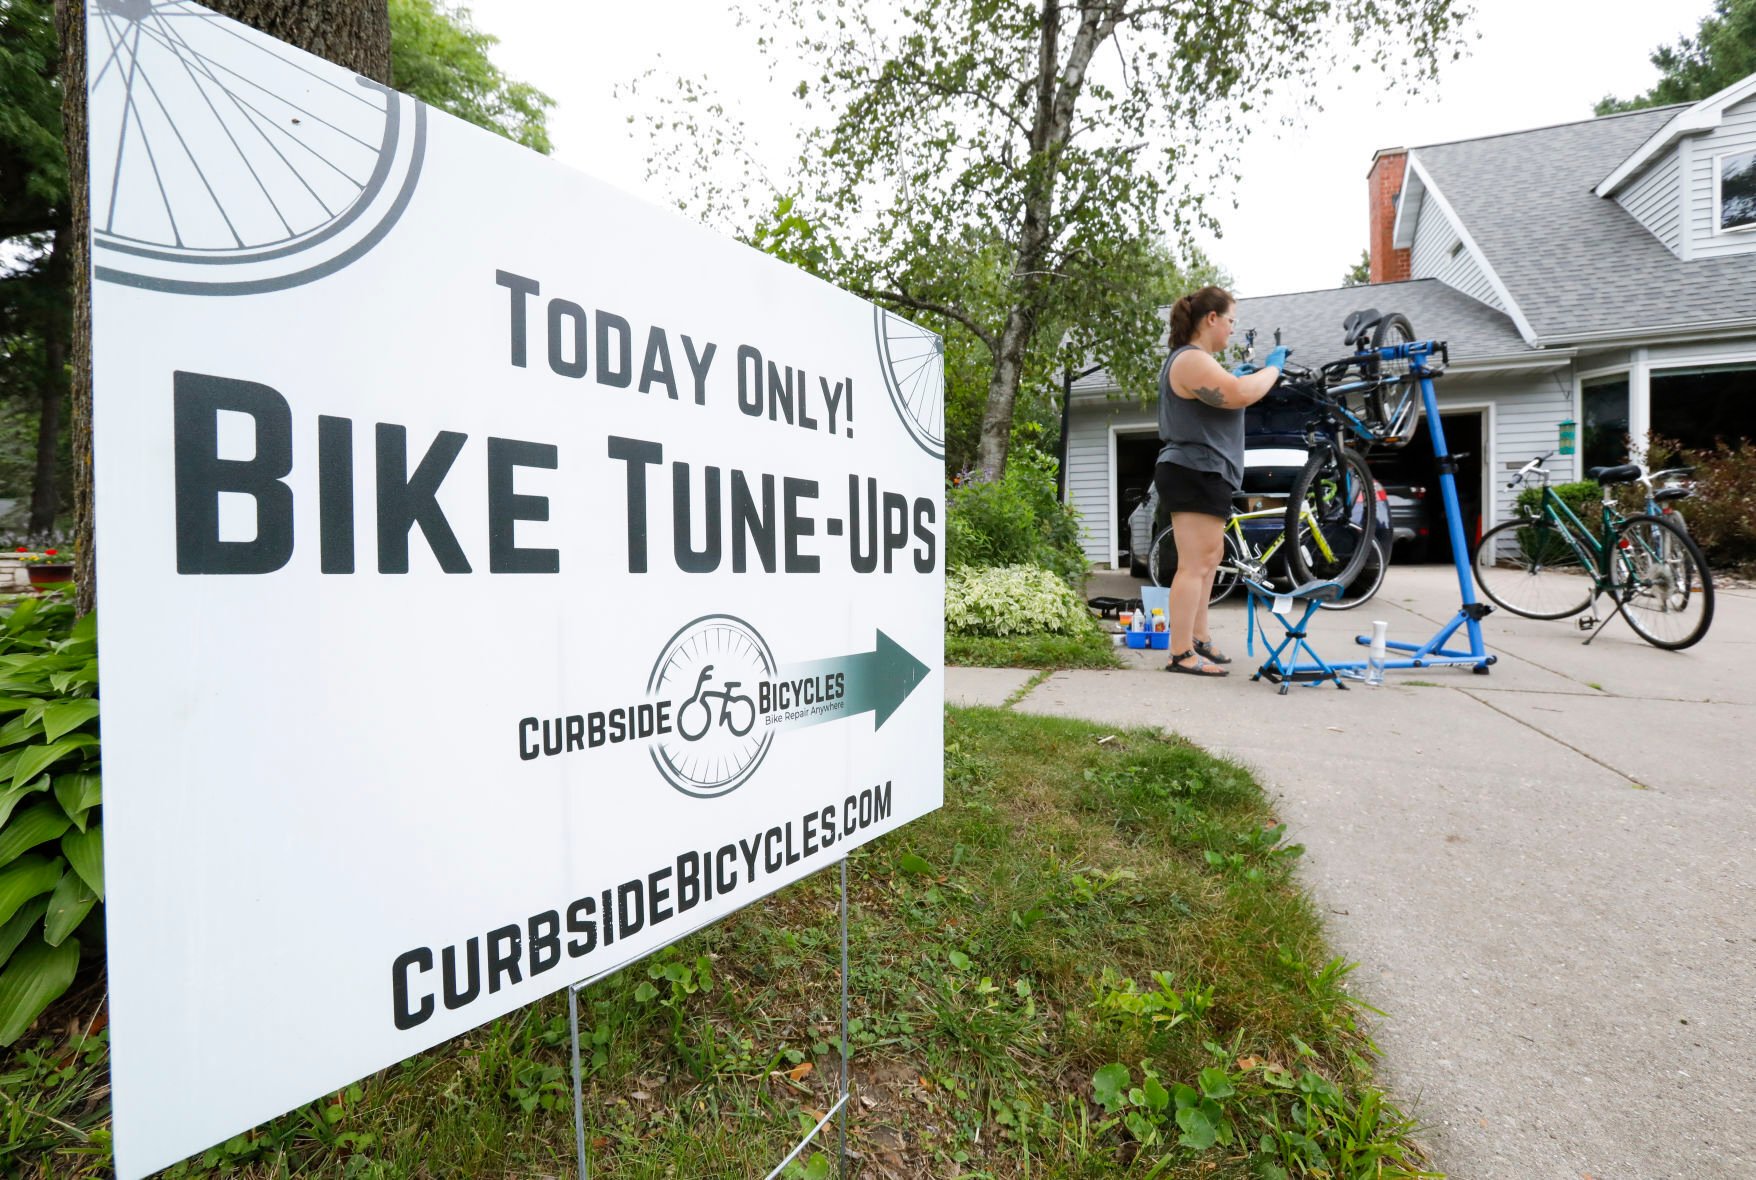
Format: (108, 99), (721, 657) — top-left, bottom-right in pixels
(1156, 344), (1244, 490)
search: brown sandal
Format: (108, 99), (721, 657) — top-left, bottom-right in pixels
(1164, 648), (1229, 677)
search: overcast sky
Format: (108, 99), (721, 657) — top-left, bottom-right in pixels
(464, 0), (1718, 298)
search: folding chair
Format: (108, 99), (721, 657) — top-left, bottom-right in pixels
(1242, 577), (1350, 694)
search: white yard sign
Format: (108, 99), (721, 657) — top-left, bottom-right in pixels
(84, 4), (944, 1175)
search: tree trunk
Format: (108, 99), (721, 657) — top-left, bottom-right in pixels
(973, 0), (1115, 482)
(58, 0), (392, 615)
(28, 224), (70, 539)
(55, 0), (93, 614)
(204, 1), (392, 85)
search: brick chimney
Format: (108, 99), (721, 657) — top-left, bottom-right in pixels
(1368, 149), (1411, 284)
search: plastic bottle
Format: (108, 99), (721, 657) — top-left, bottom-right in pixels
(1130, 609), (1144, 632)
(1366, 620), (1388, 686)
(1151, 608), (1166, 633)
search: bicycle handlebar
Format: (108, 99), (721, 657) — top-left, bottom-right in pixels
(1507, 452), (1554, 488)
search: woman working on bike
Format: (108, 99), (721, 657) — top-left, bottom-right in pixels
(1157, 286), (1286, 676)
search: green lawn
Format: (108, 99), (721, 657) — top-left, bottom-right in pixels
(946, 628), (1123, 670)
(5, 709), (1433, 1178)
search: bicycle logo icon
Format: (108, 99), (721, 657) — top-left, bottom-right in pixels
(676, 665), (756, 741)
(647, 615), (777, 798)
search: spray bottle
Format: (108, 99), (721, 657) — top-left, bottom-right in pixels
(1366, 620), (1388, 686)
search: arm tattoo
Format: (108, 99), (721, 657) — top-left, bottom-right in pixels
(1190, 385), (1228, 409)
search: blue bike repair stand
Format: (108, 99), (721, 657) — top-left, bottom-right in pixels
(1294, 343), (1497, 677)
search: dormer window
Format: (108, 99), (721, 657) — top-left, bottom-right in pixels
(1719, 149), (1756, 232)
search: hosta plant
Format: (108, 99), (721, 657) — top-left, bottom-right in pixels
(0, 596), (100, 1045)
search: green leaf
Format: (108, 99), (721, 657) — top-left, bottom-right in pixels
(633, 981), (659, 1002)
(1123, 1110), (1157, 1142)
(947, 949), (971, 970)
(42, 869), (97, 947)
(0, 776), (51, 831)
(53, 773), (101, 831)
(41, 700), (99, 743)
(71, 613), (95, 643)
(1142, 1074), (1170, 1111)
(0, 897), (49, 972)
(0, 855), (63, 927)
(0, 709), (44, 748)
(0, 934), (77, 1046)
(897, 852), (934, 876)
(1198, 1066), (1236, 1100)
(1172, 1082), (1200, 1111)
(1091, 1062), (1130, 1112)
(11, 736), (96, 788)
(0, 804), (71, 869)
(1175, 1105), (1217, 1149)
(62, 826), (103, 900)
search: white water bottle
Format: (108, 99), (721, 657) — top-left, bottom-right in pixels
(1366, 620), (1388, 686)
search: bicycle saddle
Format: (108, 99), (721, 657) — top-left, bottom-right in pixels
(1341, 309), (1382, 349)
(1652, 486), (1691, 503)
(1587, 464), (1641, 485)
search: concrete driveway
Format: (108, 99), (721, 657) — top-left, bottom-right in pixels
(949, 564), (1756, 1178)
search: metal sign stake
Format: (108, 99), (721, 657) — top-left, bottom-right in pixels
(566, 856), (853, 1178)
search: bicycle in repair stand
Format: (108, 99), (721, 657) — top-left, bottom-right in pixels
(1262, 312), (1497, 676)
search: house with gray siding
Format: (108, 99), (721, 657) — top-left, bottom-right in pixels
(1065, 70), (1756, 570)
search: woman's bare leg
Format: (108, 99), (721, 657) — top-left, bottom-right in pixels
(1168, 511), (1224, 671)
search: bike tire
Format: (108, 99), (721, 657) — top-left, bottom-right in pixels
(1318, 537), (1389, 611)
(1362, 316), (1418, 440)
(1210, 531), (1244, 605)
(1471, 517), (1593, 619)
(1284, 446), (1374, 588)
(1148, 521), (1178, 588)
(1610, 513), (1714, 650)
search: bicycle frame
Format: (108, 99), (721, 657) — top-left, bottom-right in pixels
(1515, 476), (1684, 637)
(1221, 502), (1337, 580)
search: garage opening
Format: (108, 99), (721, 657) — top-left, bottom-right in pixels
(1115, 431), (1160, 571)
(1367, 410), (1484, 564)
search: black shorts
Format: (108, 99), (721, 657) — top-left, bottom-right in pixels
(1155, 461), (1235, 520)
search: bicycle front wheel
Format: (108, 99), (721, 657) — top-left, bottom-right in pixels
(1284, 446), (1374, 588)
(1148, 522), (1178, 588)
(1610, 513), (1714, 650)
(1319, 537), (1389, 611)
(1472, 518), (1593, 619)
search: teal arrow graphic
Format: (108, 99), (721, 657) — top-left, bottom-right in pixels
(773, 631), (930, 731)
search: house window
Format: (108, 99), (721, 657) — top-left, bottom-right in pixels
(1582, 375), (1630, 469)
(1720, 150), (1756, 232)
(1651, 363), (1756, 451)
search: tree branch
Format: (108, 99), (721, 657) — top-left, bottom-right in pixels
(860, 283), (996, 352)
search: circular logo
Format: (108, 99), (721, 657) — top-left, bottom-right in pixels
(874, 306), (945, 460)
(646, 615), (776, 798)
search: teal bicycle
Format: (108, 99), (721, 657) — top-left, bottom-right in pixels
(1472, 454), (1714, 649)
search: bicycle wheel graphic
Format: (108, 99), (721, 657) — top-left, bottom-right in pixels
(874, 306), (945, 460)
(647, 615), (777, 799)
(86, 0), (426, 296)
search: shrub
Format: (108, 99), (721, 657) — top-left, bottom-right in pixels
(945, 564), (1098, 637)
(1649, 436), (1756, 570)
(946, 448), (1088, 585)
(0, 595), (100, 1046)
(1515, 479), (1608, 540)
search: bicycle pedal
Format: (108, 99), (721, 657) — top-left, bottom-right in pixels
(1577, 616), (1596, 631)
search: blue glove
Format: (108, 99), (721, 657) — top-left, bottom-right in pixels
(1230, 361), (1257, 376)
(1262, 346), (1290, 372)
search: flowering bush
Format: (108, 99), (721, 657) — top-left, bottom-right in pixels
(945, 564), (1097, 637)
